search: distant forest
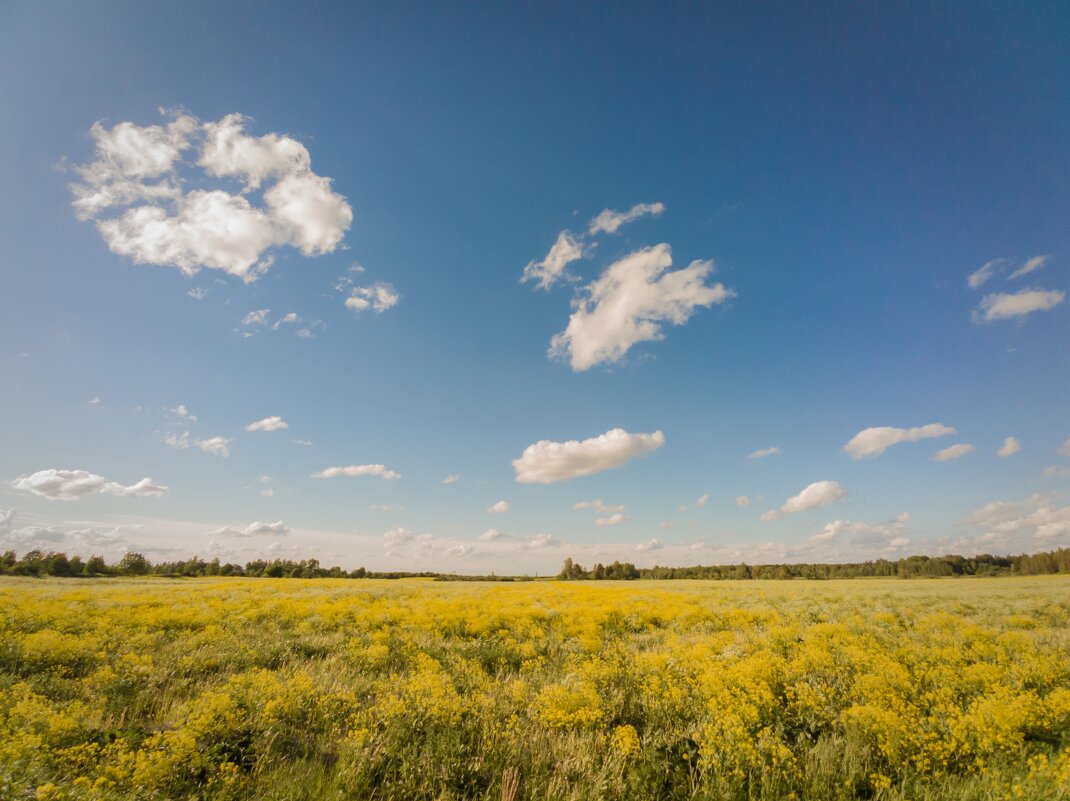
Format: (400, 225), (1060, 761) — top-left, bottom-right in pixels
(2, 547), (1070, 580)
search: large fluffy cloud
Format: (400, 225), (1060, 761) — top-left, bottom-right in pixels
(70, 111), (351, 282)
(549, 244), (734, 371)
(11, 469), (168, 501)
(312, 464), (401, 480)
(843, 423), (956, 459)
(963, 494), (1070, 545)
(976, 289), (1065, 322)
(761, 480), (846, 521)
(513, 428), (664, 484)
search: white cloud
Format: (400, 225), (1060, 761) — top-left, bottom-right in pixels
(522, 231), (584, 290)
(574, 499), (624, 514)
(761, 480), (846, 521)
(444, 544), (474, 558)
(1060, 437), (1070, 458)
(71, 111), (351, 282)
(245, 415), (289, 432)
(195, 436), (232, 457)
(843, 423), (956, 459)
(976, 289), (1065, 322)
(549, 244), (734, 371)
(587, 202), (665, 235)
(273, 312), (301, 329)
(513, 427), (665, 484)
(809, 515), (910, 548)
(997, 437), (1021, 458)
(211, 520), (290, 538)
(1008, 255), (1050, 281)
(199, 113), (311, 189)
(162, 431), (190, 450)
(292, 438), (312, 447)
(170, 404), (197, 422)
(187, 287), (208, 300)
(441, 474), (461, 485)
(1043, 466), (1070, 477)
(526, 533), (561, 549)
(932, 443), (975, 462)
(967, 258), (1008, 289)
(747, 446), (780, 459)
(11, 469), (168, 501)
(735, 495), (751, 507)
(487, 500), (510, 514)
(694, 493), (710, 508)
(242, 309), (270, 326)
(963, 494), (1070, 545)
(345, 282), (400, 312)
(312, 464), (401, 480)
(88, 396), (101, 405)
(0, 509), (16, 532)
(260, 489), (275, 497)
(635, 537), (663, 551)
(479, 528), (505, 541)
(595, 513), (629, 527)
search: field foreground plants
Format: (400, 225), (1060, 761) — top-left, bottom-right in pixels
(1, 577), (1069, 801)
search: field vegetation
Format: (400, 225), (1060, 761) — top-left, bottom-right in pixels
(1, 577), (1069, 800)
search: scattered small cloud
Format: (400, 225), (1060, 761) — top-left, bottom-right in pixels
(479, 528), (505, 541)
(242, 309), (270, 326)
(735, 496), (751, 507)
(997, 437), (1021, 458)
(761, 480), (846, 521)
(549, 244), (734, 371)
(967, 258), (1009, 290)
(526, 533), (561, 549)
(975, 289), (1065, 322)
(292, 439), (312, 447)
(843, 423), (956, 459)
(588, 202), (666, 236)
(162, 431), (190, 450)
(188, 286), (208, 300)
(1043, 466), (1070, 478)
(635, 537), (663, 551)
(513, 427), (664, 484)
(212, 520), (290, 537)
(595, 513), (629, 527)
(932, 443), (975, 462)
(487, 500), (510, 514)
(11, 468), (168, 501)
(1060, 437), (1070, 458)
(245, 415), (289, 432)
(1008, 255), (1050, 281)
(273, 312), (301, 330)
(521, 231), (584, 290)
(88, 396), (102, 406)
(312, 464), (401, 480)
(195, 436), (232, 457)
(573, 499), (624, 514)
(746, 446), (780, 459)
(170, 404), (197, 422)
(694, 493), (710, 508)
(441, 474), (461, 485)
(345, 282), (400, 313)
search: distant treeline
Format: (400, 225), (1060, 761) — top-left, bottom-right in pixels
(560, 549), (1070, 580)
(2, 547), (1070, 581)
(0, 551), (428, 579)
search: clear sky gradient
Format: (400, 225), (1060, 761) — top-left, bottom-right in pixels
(1, 1), (1068, 573)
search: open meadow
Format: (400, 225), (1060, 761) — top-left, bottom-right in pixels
(2, 576), (1069, 801)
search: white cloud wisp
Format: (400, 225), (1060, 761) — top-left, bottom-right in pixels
(11, 469), (168, 501)
(843, 423), (956, 459)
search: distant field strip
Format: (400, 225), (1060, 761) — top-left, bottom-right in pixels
(1, 577), (1069, 800)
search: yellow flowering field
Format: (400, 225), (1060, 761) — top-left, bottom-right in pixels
(1, 577), (1068, 801)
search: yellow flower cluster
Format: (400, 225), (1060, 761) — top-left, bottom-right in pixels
(0, 575), (1068, 800)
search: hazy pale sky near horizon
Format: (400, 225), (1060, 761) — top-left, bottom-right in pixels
(1, 1), (1068, 573)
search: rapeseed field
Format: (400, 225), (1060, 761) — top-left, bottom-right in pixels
(1, 577), (1068, 800)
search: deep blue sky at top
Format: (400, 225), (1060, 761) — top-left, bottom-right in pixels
(0, 1), (1067, 569)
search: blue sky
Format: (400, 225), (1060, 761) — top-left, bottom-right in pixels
(1, 1), (1068, 572)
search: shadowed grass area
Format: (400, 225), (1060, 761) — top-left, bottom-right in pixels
(2, 576), (1069, 800)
